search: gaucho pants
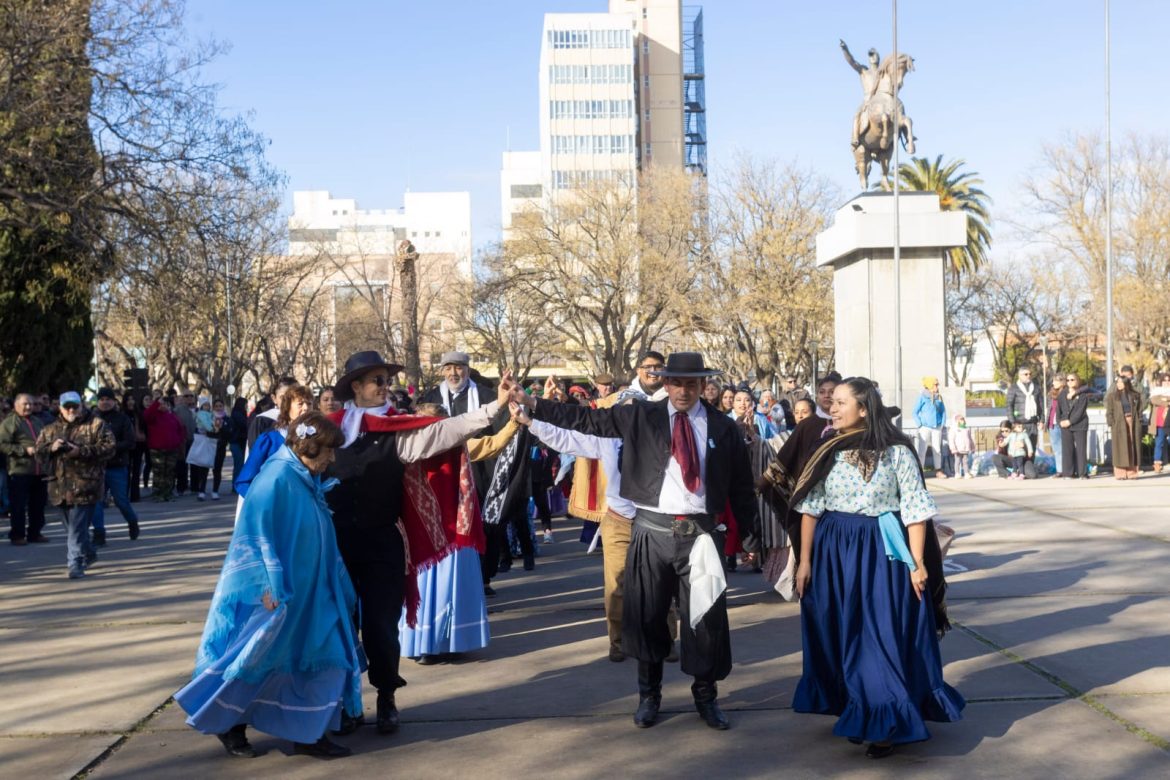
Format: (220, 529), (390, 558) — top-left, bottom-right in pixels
(622, 510), (731, 682)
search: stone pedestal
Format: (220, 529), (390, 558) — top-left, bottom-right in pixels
(815, 192), (967, 415)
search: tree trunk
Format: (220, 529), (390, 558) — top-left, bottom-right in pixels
(396, 240), (422, 389)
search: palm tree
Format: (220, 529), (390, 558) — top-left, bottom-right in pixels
(894, 156), (992, 277)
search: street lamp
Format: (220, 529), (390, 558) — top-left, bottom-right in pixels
(810, 340), (819, 386)
(1038, 334), (1049, 398)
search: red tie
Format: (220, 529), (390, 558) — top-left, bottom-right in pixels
(672, 410), (701, 494)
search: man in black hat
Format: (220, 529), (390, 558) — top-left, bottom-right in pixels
(326, 351), (515, 736)
(512, 352), (758, 731)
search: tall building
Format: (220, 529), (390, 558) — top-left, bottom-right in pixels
(501, 0), (705, 236)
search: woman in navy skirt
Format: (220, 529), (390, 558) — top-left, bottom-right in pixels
(790, 377), (964, 758)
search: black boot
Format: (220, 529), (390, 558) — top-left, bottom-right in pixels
(216, 724), (257, 758)
(633, 660), (663, 728)
(692, 679), (729, 730)
(523, 553), (535, 571)
(293, 735), (352, 759)
(128, 520), (140, 540)
(376, 689), (399, 734)
(92, 528), (107, 547)
(331, 711), (364, 736)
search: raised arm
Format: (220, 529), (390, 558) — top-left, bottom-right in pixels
(840, 39), (863, 73)
(466, 418), (520, 462)
(397, 401), (501, 463)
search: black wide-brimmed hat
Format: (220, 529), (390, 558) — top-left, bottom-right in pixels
(649, 352), (722, 379)
(334, 351), (404, 402)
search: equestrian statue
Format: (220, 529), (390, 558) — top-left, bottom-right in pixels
(840, 39), (916, 190)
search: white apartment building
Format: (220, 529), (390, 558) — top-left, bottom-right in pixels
(501, 0), (706, 237)
(289, 190), (472, 275)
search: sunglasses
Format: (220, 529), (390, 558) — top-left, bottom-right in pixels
(365, 374), (390, 386)
(1065, 377), (1078, 381)
(638, 363), (664, 371)
(62, 403), (80, 410)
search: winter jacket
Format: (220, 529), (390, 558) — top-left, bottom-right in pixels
(144, 400), (186, 451)
(948, 426), (975, 454)
(0, 412), (45, 476)
(174, 404), (197, 444)
(95, 408), (136, 469)
(913, 391), (946, 429)
(1006, 381), (1045, 426)
(35, 409), (115, 506)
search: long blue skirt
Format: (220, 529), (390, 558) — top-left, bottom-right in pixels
(175, 607), (351, 743)
(793, 511), (965, 744)
(399, 547), (490, 657)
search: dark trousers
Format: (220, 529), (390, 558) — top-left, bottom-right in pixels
(176, 449), (189, 493)
(1062, 428), (1089, 478)
(337, 525), (407, 693)
(8, 474), (48, 540)
(500, 510), (534, 567)
(622, 514), (731, 683)
(532, 480), (553, 531)
(142, 449), (152, 489)
(229, 442), (245, 492)
(212, 439), (229, 492)
(128, 446), (145, 501)
(1012, 455), (1026, 473)
(482, 524), (503, 584)
(190, 465), (209, 494)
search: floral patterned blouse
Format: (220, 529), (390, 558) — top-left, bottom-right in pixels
(794, 444), (937, 526)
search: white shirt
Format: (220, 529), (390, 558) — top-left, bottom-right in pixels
(638, 401), (708, 516)
(528, 420), (634, 519)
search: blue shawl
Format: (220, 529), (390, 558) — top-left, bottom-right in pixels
(194, 446), (361, 692)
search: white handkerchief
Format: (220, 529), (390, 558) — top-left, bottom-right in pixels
(688, 533), (727, 628)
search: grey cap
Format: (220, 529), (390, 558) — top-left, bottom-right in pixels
(439, 351), (471, 367)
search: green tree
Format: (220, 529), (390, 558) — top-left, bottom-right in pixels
(0, 0), (101, 393)
(895, 155), (992, 277)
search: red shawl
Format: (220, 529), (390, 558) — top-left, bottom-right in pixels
(328, 409), (483, 626)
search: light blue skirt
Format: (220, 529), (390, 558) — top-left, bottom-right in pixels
(175, 608), (354, 743)
(399, 547), (490, 657)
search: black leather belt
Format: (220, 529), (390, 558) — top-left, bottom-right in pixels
(634, 509), (715, 538)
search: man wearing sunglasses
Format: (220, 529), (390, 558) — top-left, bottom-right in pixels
(35, 392), (115, 579)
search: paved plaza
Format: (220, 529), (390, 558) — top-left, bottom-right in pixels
(1, 475), (1168, 779)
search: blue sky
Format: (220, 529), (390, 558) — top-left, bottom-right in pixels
(188, 0), (1167, 257)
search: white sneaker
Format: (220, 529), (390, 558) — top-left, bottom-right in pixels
(543, 531), (554, 544)
(211, 491), (220, 500)
(197, 492), (206, 501)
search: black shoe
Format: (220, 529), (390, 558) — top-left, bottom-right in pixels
(92, 528), (107, 547)
(128, 521), (140, 541)
(376, 690), (399, 734)
(216, 725), (257, 758)
(866, 742), (895, 759)
(293, 736), (352, 759)
(483, 585), (497, 597)
(84, 549), (98, 567)
(523, 554), (535, 571)
(665, 643), (679, 663)
(498, 559), (512, 573)
(331, 712), (364, 736)
(608, 646), (625, 662)
(633, 694), (661, 728)
(29, 534), (50, 543)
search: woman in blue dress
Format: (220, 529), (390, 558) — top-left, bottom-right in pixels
(790, 377), (964, 758)
(176, 411), (362, 760)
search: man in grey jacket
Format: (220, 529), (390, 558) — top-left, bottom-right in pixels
(1005, 367), (1045, 463)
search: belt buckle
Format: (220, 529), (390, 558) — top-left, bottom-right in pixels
(673, 516), (696, 537)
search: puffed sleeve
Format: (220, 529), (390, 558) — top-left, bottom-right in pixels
(793, 477), (827, 518)
(892, 445), (936, 525)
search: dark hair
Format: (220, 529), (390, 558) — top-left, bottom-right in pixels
(794, 397), (816, 414)
(840, 377), (914, 454)
(817, 371), (843, 389)
(1117, 375), (1135, 394)
(276, 385), (314, 426)
(231, 397), (248, 415)
(1120, 364), (1134, 374)
(272, 376), (298, 395)
(999, 419), (1013, 431)
(285, 411), (343, 460)
(639, 350), (665, 366)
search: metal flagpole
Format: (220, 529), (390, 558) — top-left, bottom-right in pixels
(892, 0), (903, 417)
(1104, 0), (1114, 380)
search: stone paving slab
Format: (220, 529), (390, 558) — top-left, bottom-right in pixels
(89, 699), (1170, 780)
(0, 736), (118, 780)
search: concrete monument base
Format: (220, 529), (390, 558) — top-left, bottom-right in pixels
(815, 191), (967, 414)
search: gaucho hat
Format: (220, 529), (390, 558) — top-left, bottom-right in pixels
(649, 352), (722, 379)
(334, 351), (404, 402)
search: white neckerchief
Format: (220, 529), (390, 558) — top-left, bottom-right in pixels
(816, 406), (832, 421)
(259, 407), (279, 421)
(1018, 381), (1037, 420)
(340, 400), (393, 448)
(438, 378), (479, 416)
(631, 378), (668, 401)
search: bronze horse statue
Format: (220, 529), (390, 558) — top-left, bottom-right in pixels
(852, 53), (916, 190)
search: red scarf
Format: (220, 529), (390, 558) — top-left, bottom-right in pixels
(328, 409), (482, 626)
